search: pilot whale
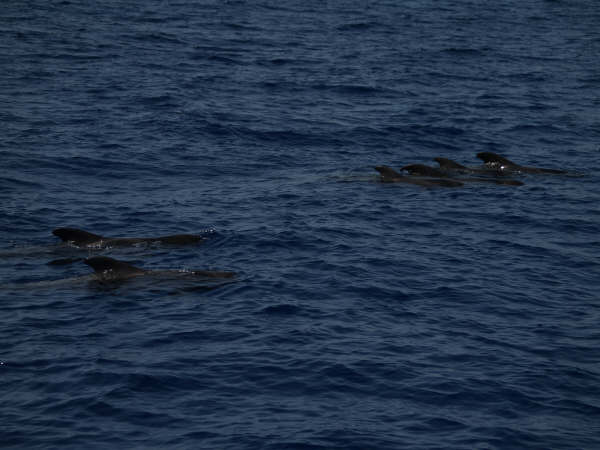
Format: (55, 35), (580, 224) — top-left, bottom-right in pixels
(375, 166), (463, 187)
(52, 228), (207, 248)
(476, 152), (568, 174)
(401, 164), (524, 186)
(84, 256), (236, 281)
(433, 157), (504, 175)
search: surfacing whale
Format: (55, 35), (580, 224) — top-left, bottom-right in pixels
(476, 152), (568, 174)
(433, 157), (504, 175)
(375, 166), (463, 187)
(401, 164), (524, 186)
(84, 256), (236, 282)
(52, 228), (207, 248)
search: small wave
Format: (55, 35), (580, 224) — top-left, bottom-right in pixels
(255, 57), (296, 66)
(0, 176), (43, 190)
(441, 47), (486, 55)
(223, 22), (263, 32)
(134, 94), (178, 107)
(190, 53), (242, 65)
(258, 304), (302, 315)
(312, 83), (396, 95)
(503, 71), (548, 82)
(506, 123), (565, 133)
(127, 32), (185, 45)
(336, 21), (381, 31)
(398, 124), (466, 136)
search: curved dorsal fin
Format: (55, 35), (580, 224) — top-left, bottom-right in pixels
(476, 152), (516, 167)
(374, 165), (403, 179)
(84, 256), (145, 278)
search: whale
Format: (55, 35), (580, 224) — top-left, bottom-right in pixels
(375, 166), (463, 187)
(2, 257), (235, 290)
(401, 164), (524, 186)
(433, 157), (512, 176)
(476, 152), (568, 174)
(84, 256), (236, 282)
(52, 228), (207, 248)
(433, 157), (498, 174)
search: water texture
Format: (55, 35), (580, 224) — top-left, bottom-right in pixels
(1, 0), (600, 448)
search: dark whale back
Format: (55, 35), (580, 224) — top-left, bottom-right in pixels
(401, 164), (447, 177)
(53, 228), (206, 248)
(84, 256), (236, 281)
(84, 256), (146, 279)
(374, 165), (404, 180)
(375, 166), (463, 187)
(476, 152), (517, 167)
(476, 152), (568, 174)
(154, 235), (206, 245)
(53, 228), (103, 245)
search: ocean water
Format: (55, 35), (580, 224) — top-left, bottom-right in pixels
(2, 0), (600, 448)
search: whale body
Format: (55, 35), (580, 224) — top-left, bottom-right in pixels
(433, 157), (499, 174)
(84, 256), (236, 282)
(402, 164), (524, 186)
(52, 228), (206, 248)
(374, 166), (463, 187)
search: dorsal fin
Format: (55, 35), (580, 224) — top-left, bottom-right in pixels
(401, 164), (446, 177)
(476, 152), (516, 167)
(84, 256), (145, 278)
(434, 157), (467, 170)
(53, 228), (103, 245)
(374, 165), (403, 179)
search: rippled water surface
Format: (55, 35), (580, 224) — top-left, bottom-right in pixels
(2, 0), (600, 448)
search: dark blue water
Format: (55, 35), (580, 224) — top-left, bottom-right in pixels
(2, 0), (600, 448)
